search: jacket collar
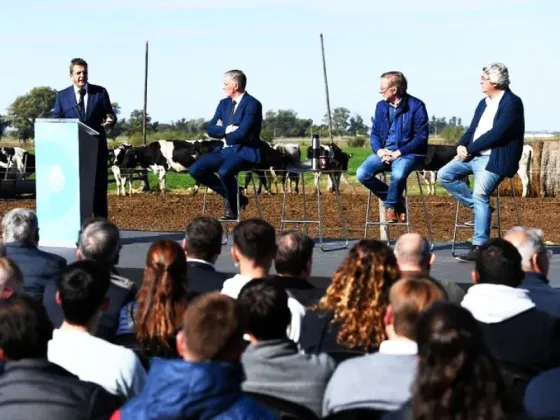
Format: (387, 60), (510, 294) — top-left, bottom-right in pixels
(521, 270), (550, 286)
(5, 240), (36, 250)
(4, 358), (77, 377)
(268, 275), (314, 290)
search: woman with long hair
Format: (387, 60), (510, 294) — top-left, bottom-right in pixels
(116, 239), (190, 360)
(387, 301), (525, 419)
(299, 240), (401, 358)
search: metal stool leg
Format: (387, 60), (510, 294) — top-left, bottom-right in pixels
(302, 173), (309, 235)
(250, 175), (262, 218)
(279, 174), (289, 234)
(325, 170), (349, 251)
(202, 185), (209, 215)
(364, 190), (372, 239)
(511, 177), (522, 226)
(451, 201), (461, 257)
(416, 171), (434, 249)
(316, 172), (324, 251)
(496, 185), (502, 238)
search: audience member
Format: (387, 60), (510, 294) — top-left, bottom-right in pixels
(47, 260), (146, 401)
(505, 226), (560, 317)
(239, 280), (335, 416)
(0, 293), (119, 419)
(524, 366), (560, 419)
(0, 256), (24, 298)
(2, 208), (66, 300)
(461, 239), (560, 384)
(323, 277), (446, 416)
(182, 216), (228, 294)
(394, 232), (464, 302)
(43, 220), (137, 341)
(385, 302), (525, 419)
(221, 218), (305, 342)
(115, 292), (275, 419)
(299, 240), (401, 361)
(269, 230), (322, 306)
(116, 239), (192, 361)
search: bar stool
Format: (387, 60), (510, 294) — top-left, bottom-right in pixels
(451, 177), (522, 257)
(279, 168), (349, 252)
(201, 171), (263, 244)
(364, 171), (434, 248)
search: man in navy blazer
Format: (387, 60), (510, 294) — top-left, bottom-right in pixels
(52, 58), (116, 219)
(190, 70), (263, 220)
(438, 62), (525, 262)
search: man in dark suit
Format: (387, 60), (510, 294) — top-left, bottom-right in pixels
(189, 70), (263, 220)
(52, 58), (116, 219)
(182, 216), (228, 294)
(438, 62), (525, 262)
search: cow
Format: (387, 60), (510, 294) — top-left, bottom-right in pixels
(305, 143), (352, 194)
(0, 147), (35, 180)
(111, 139), (224, 195)
(243, 143), (301, 194)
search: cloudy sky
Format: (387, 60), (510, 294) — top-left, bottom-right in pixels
(1, 0), (558, 131)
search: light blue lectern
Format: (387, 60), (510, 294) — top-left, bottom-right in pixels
(34, 118), (99, 247)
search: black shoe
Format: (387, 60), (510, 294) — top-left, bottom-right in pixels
(455, 245), (481, 262)
(220, 201), (238, 221)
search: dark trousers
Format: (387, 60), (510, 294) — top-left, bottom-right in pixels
(93, 140), (108, 219)
(189, 147), (252, 213)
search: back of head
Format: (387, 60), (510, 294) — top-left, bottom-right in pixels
(275, 230), (314, 277)
(184, 216), (223, 262)
(412, 301), (505, 418)
(0, 293), (54, 360)
(320, 239), (401, 350)
(505, 226), (546, 269)
(1, 208), (39, 245)
(57, 260), (111, 326)
(389, 277), (447, 340)
(394, 233), (431, 271)
(181, 292), (246, 362)
(233, 218), (277, 267)
(475, 239), (524, 287)
(0, 257), (23, 297)
(137, 239), (188, 353)
(238, 279), (291, 341)
(78, 220), (121, 265)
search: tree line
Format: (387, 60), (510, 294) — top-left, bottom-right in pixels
(1, 85), (533, 145)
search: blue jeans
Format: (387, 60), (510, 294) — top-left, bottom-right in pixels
(356, 154), (421, 210)
(438, 155), (503, 246)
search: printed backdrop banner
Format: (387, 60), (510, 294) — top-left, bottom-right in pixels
(34, 118), (98, 247)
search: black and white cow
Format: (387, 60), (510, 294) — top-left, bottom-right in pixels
(0, 147), (35, 180)
(243, 143), (301, 194)
(111, 139), (224, 195)
(418, 144), (457, 194)
(306, 143), (352, 194)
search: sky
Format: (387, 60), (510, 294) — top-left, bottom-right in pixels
(1, 0), (559, 132)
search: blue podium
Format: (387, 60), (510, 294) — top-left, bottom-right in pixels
(34, 118), (99, 247)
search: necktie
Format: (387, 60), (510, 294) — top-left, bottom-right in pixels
(78, 89), (86, 120)
(230, 100), (237, 123)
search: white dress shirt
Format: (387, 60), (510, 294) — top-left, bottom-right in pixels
(472, 90), (505, 156)
(73, 83), (88, 115)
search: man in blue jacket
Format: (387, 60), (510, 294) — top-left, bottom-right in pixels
(357, 71), (429, 223)
(190, 70), (263, 220)
(52, 58), (116, 219)
(438, 63), (525, 262)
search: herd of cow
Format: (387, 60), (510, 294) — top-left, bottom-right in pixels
(0, 140), (538, 198)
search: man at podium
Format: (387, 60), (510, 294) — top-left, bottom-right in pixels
(52, 58), (116, 219)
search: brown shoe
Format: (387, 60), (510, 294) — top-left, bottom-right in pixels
(385, 207), (398, 223)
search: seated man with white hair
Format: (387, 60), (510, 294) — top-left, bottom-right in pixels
(438, 62), (525, 262)
(505, 226), (559, 318)
(2, 208), (67, 300)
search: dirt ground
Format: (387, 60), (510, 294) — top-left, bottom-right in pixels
(1, 191), (559, 244)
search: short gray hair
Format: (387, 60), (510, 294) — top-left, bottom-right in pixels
(506, 226), (546, 267)
(78, 220), (121, 265)
(394, 233), (431, 268)
(1, 208), (39, 245)
(224, 69), (247, 91)
(483, 62), (510, 90)
(381, 71), (408, 96)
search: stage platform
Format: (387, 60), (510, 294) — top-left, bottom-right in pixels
(40, 229), (560, 292)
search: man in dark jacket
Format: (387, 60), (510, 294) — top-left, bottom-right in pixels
(438, 62), (525, 262)
(2, 208), (66, 300)
(0, 293), (119, 419)
(115, 292), (275, 419)
(182, 216), (228, 294)
(356, 71), (429, 223)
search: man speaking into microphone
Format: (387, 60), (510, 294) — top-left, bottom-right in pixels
(52, 58), (116, 219)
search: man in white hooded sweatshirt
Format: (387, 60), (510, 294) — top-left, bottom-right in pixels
(221, 218), (305, 342)
(461, 238), (560, 383)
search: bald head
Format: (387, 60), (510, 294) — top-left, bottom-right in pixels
(394, 233), (432, 273)
(505, 226), (548, 275)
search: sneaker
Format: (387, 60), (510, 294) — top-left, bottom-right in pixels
(385, 207), (398, 223)
(455, 245), (481, 263)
